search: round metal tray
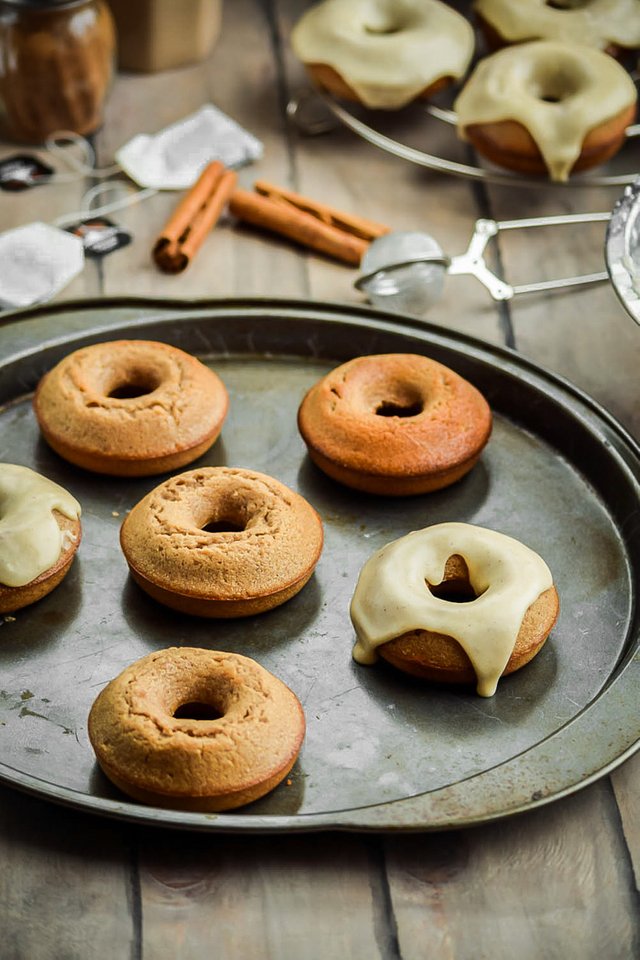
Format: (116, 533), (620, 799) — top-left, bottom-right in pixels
(0, 297), (639, 833)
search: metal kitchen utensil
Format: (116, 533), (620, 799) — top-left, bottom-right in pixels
(356, 212), (612, 314)
(605, 177), (640, 326)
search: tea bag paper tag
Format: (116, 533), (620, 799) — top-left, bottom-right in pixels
(0, 155), (54, 191)
(64, 216), (132, 258)
(0, 222), (84, 309)
(115, 104), (263, 190)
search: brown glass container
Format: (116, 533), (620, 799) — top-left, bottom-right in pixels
(0, 0), (116, 144)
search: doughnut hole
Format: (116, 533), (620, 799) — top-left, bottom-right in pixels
(427, 554), (481, 603)
(81, 355), (170, 403)
(163, 674), (234, 726)
(363, 378), (425, 419)
(104, 364), (164, 400)
(191, 489), (254, 535)
(173, 702), (223, 721)
(545, 0), (589, 9)
(528, 61), (583, 103)
(363, 8), (404, 35)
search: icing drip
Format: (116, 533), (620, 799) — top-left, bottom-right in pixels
(474, 0), (640, 50)
(291, 0), (474, 110)
(454, 40), (637, 181)
(0, 464), (81, 587)
(350, 522), (553, 697)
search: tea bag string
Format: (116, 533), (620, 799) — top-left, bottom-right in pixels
(42, 131), (122, 181)
(51, 181), (158, 228)
(18, 130), (158, 226)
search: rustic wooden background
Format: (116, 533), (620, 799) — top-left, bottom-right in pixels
(1, 1), (639, 956)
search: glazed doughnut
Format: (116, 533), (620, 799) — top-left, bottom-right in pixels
(350, 522), (559, 697)
(297, 354), (492, 496)
(291, 0), (474, 110)
(454, 41), (637, 181)
(120, 467), (324, 617)
(88, 648), (306, 811)
(34, 340), (228, 477)
(474, 0), (640, 54)
(0, 464), (81, 613)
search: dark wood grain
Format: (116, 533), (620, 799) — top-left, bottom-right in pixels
(0, 788), (135, 960)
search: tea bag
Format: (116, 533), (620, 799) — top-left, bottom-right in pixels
(0, 222), (84, 309)
(115, 104), (264, 190)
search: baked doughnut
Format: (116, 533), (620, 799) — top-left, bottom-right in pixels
(33, 340), (228, 477)
(0, 464), (81, 613)
(454, 41), (637, 181)
(350, 522), (559, 696)
(88, 647), (306, 811)
(120, 467), (323, 617)
(474, 0), (640, 55)
(297, 354), (492, 496)
(291, 0), (474, 110)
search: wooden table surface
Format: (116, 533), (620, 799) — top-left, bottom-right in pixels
(2, 2), (640, 957)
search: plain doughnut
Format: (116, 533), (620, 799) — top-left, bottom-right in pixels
(34, 339), (228, 477)
(120, 467), (324, 617)
(297, 354), (492, 496)
(88, 647), (306, 811)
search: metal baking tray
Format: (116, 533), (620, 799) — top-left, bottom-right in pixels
(0, 296), (639, 833)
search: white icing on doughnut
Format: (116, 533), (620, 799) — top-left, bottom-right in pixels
(291, 0), (474, 109)
(454, 40), (637, 181)
(475, 0), (640, 50)
(0, 464), (81, 587)
(350, 522), (553, 697)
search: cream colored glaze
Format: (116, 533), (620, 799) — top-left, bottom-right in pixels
(350, 522), (553, 697)
(475, 0), (640, 49)
(291, 0), (474, 109)
(454, 40), (637, 181)
(0, 464), (81, 588)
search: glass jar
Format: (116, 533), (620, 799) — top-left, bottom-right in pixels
(0, 0), (116, 144)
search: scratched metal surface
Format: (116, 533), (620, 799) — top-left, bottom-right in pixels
(0, 297), (639, 832)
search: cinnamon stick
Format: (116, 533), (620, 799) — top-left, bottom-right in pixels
(254, 180), (390, 241)
(153, 161), (237, 273)
(229, 188), (369, 266)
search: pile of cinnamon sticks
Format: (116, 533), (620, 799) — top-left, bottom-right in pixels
(152, 161), (390, 273)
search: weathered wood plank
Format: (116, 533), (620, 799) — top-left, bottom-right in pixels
(137, 832), (386, 960)
(0, 786), (134, 960)
(385, 782), (639, 960)
(611, 751), (640, 893)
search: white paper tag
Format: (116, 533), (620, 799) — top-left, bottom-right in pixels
(0, 222), (84, 309)
(115, 104), (264, 190)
